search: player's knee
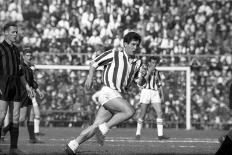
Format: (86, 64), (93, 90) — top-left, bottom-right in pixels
(0, 111), (7, 123)
(12, 112), (20, 123)
(125, 107), (135, 118)
(34, 110), (40, 117)
(157, 111), (163, 118)
(19, 115), (26, 122)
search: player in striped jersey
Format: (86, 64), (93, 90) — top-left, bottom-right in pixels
(135, 58), (169, 140)
(1, 48), (44, 144)
(65, 32), (148, 155)
(0, 23), (33, 154)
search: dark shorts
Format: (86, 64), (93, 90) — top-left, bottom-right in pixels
(20, 88), (32, 107)
(0, 75), (21, 102)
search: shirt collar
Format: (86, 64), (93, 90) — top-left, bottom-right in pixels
(3, 40), (14, 47)
(122, 49), (137, 63)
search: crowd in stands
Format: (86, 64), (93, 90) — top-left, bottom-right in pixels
(0, 0), (232, 129)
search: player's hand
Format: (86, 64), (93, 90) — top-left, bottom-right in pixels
(138, 64), (147, 77)
(85, 76), (93, 90)
(26, 86), (34, 98)
(38, 90), (45, 99)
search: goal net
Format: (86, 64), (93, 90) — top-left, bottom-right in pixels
(34, 65), (191, 129)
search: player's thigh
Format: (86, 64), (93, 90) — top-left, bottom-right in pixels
(151, 101), (162, 115)
(93, 106), (112, 125)
(138, 103), (149, 119)
(104, 97), (134, 114)
(9, 101), (21, 122)
(0, 100), (8, 118)
(19, 106), (28, 122)
(27, 105), (34, 121)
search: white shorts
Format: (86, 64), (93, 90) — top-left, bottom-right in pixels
(32, 97), (38, 107)
(139, 89), (161, 104)
(98, 86), (122, 105)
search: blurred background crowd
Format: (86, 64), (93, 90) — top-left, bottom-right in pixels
(0, 0), (232, 129)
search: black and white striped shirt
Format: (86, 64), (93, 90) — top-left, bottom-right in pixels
(0, 40), (22, 76)
(144, 69), (162, 90)
(92, 48), (142, 92)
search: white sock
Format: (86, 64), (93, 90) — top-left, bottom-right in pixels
(136, 118), (143, 135)
(98, 123), (109, 135)
(157, 118), (163, 136)
(34, 118), (40, 133)
(68, 140), (79, 152)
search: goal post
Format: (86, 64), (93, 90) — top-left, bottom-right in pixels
(35, 65), (191, 130)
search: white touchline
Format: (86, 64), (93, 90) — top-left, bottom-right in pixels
(179, 146), (196, 148)
(16, 138), (219, 144)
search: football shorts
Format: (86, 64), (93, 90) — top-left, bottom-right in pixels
(139, 89), (161, 104)
(0, 75), (21, 102)
(98, 86), (122, 105)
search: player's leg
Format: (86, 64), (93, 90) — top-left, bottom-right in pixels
(32, 97), (43, 136)
(66, 106), (112, 154)
(101, 97), (135, 134)
(19, 106), (27, 123)
(8, 101), (21, 151)
(151, 96), (169, 140)
(76, 106), (112, 144)
(135, 103), (149, 139)
(27, 105), (41, 143)
(1, 107), (10, 140)
(0, 100), (9, 141)
(135, 89), (150, 139)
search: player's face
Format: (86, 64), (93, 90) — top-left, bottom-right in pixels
(24, 53), (32, 62)
(124, 40), (140, 56)
(4, 26), (18, 43)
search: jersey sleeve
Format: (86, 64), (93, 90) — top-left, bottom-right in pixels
(91, 50), (114, 68)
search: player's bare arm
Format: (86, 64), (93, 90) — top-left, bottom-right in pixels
(85, 62), (96, 90)
(136, 65), (147, 86)
(35, 88), (44, 99)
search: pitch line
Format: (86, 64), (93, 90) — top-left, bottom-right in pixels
(41, 136), (219, 141)
(6, 137), (219, 144)
(41, 136), (220, 143)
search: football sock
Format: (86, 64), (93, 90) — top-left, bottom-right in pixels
(34, 118), (40, 133)
(157, 118), (163, 136)
(27, 121), (35, 140)
(136, 118), (143, 135)
(68, 140), (79, 152)
(99, 123), (109, 135)
(10, 123), (19, 149)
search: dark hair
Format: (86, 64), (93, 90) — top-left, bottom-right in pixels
(22, 47), (32, 54)
(123, 32), (141, 44)
(3, 22), (17, 32)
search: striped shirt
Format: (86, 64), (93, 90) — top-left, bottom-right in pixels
(0, 40), (22, 76)
(92, 48), (142, 92)
(21, 62), (38, 89)
(144, 69), (162, 90)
